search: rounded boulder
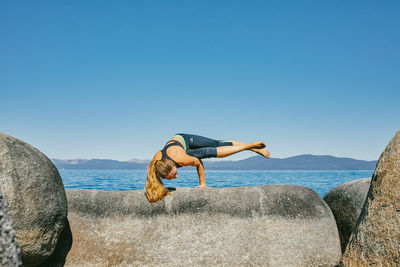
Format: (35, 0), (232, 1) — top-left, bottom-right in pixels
(341, 130), (400, 266)
(0, 132), (68, 266)
(67, 185), (342, 266)
(323, 178), (371, 252)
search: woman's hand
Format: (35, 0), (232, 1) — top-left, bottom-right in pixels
(196, 184), (209, 189)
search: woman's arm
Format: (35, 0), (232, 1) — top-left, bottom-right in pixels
(177, 155), (208, 188)
(195, 159), (207, 188)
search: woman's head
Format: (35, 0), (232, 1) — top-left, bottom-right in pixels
(154, 158), (177, 180)
(145, 158), (176, 203)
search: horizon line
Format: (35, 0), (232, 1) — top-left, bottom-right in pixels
(51, 153), (378, 162)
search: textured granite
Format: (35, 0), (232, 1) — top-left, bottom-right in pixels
(0, 187), (22, 266)
(341, 130), (400, 266)
(324, 178), (371, 252)
(66, 185), (341, 266)
(0, 132), (68, 266)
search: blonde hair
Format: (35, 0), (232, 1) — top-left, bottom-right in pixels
(145, 158), (175, 203)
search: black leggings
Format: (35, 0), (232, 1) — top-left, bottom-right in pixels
(175, 133), (233, 159)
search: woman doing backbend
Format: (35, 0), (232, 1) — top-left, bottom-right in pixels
(145, 133), (270, 203)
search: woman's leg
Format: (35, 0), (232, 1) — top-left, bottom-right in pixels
(216, 142), (265, 158)
(178, 134), (232, 149)
(230, 140), (270, 158)
(180, 134), (270, 159)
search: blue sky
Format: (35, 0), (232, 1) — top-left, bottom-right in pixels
(1, 1), (399, 161)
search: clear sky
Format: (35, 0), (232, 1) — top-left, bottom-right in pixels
(1, 1), (399, 161)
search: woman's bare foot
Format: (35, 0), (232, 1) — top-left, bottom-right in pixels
(249, 141), (266, 149)
(251, 148), (270, 158)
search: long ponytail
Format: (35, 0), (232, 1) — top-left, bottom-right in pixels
(145, 159), (174, 203)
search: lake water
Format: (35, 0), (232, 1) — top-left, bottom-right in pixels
(60, 170), (373, 197)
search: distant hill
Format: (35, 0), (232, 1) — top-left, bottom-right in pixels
(52, 158), (149, 170)
(203, 154), (377, 170)
(52, 154), (377, 170)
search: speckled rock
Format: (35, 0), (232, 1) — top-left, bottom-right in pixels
(323, 178), (371, 252)
(0, 132), (68, 266)
(341, 131), (400, 266)
(38, 219), (73, 267)
(66, 185), (341, 266)
(0, 187), (22, 266)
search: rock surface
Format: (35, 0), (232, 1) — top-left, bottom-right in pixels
(0, 132), (68, 266)
(341, 131), (400, 266)
(0, 187), (22, 266)
(323, 178), (371, 252)
(66, 185), (341, 266)
(38, 219), (73, 267)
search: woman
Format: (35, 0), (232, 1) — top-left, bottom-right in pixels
(145, 133), (270, 203)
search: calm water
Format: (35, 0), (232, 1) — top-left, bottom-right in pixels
(59, 169), (373, 197)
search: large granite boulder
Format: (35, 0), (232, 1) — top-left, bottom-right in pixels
(38, 219), (73, 267)
(341, 131), (400, 266)
(0, 187), (22, 266)
(323, 178), (371, 252)
(66, 185), (341, 266)
(0, 132), (68, 266)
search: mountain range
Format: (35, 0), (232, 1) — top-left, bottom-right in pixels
(52, 154), (377, 170)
